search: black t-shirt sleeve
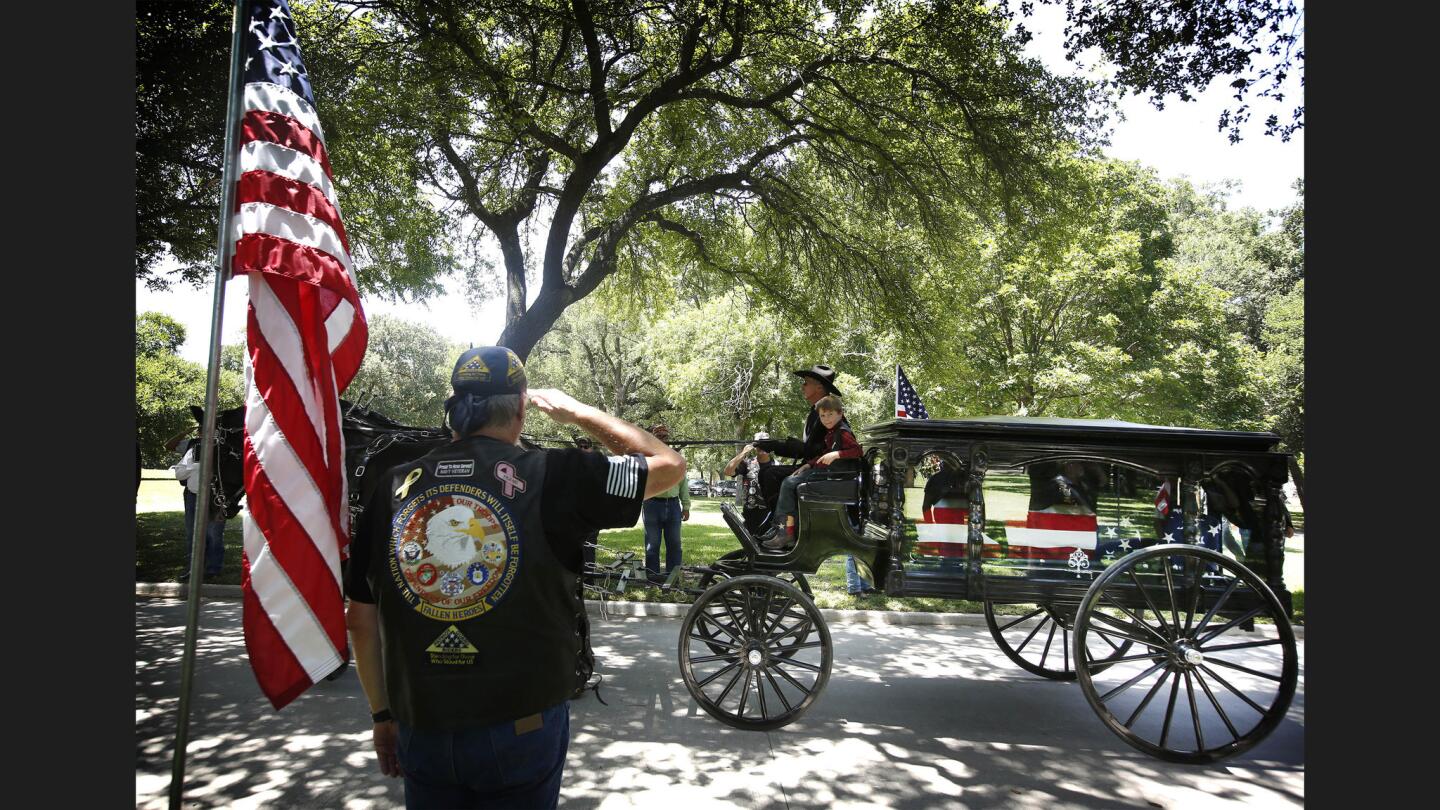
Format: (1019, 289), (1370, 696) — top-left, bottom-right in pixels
(544, 449), (649, 531)
(345, 482), (392, 604)
(543, 449), (649, 572)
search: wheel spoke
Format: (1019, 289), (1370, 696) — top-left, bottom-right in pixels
(1184, 670), (1206, 752)
(1204, 656), (1283, 682)
(1039, 620), (1058, 668)
(718, 593), (749, 642)
(1100, 598), (1168, 647)
(688, 631), (743, 651)
(1127, 568), (1172, 636)
(697, 612), (743, 643)
(1093, 607), (1168, 648)
(1185, 555), (1204, 635)
(737, 667), (754, 715)
(754, 665), (769, 718)
(769, 660), (816, 696)
(998, 606), (1047, 633)
(1193, 668), (1240, 740)
(1100, 650), (1170, 665)
(765, 596), (797, 637)
(1089, 615), (1167, 649)
(1063, 625), (1070, 672)
(1161, 561), (1181, 632)
(770, 617), (814, 646)
(715, 666), (744, 704)
(1201, 638), (1283, 653)
(759, 585), (778, 634)
(1193, 577), (1239, 637)
(1197, 606), (1267, 646)
(1098, 660), (1168, 702)
(1015, 612), (1051, 654)
(761, 667), (793, 713)
(1159, 670), (1182, 749)
(772, 656), (823, 674)
(742, 586), (760, 637)
(1196, 664), (1269, 715)
(696, 660), (741, 689)
(1124, 669), (1172, 728)
(689, 652), (744, 665)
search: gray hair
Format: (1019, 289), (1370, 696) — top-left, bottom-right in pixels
(445, 392), (524, 436)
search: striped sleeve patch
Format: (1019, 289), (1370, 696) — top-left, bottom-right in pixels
(606, 455), (640, 499)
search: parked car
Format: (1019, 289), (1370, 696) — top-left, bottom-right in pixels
(713, 480), (739, 497)
(688, 479), (711, 496)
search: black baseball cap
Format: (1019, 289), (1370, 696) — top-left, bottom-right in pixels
(451, 346), (527, 395)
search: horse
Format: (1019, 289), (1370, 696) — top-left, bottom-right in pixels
(196, 400), (452, 526)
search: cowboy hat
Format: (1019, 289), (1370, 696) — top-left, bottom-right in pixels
(793, 364), (841, 396)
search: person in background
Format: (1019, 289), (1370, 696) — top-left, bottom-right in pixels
(641, 423), (689, 582)
(165, 423), (227, 581)
(722, 431), (779, 535)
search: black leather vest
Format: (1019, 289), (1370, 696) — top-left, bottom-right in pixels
(367, 435), (579, 730)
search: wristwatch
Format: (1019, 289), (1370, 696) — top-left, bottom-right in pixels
(371, 708), (393, 723)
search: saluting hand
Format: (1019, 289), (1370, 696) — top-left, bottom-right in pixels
(528, 388), (587, 424)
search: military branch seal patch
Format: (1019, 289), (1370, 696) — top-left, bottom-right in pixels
(389, 483), (522, 621)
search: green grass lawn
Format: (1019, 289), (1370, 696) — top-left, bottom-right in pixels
(133, 487), (1304, 622)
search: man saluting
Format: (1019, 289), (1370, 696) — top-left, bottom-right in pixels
(345, 346), (685, 809)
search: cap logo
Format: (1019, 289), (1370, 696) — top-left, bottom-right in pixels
(456, 355), (491, 382)
(505, 353), (524, 386)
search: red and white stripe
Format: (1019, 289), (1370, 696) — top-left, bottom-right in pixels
(994, 509), (1098, 560)
(913, 502), (1099, 562)
(914, 500), (970, 558)
(233, 79), (367, 709)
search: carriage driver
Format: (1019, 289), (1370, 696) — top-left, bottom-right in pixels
(751, 364), (846, 543)
(345, 346), (685, 809)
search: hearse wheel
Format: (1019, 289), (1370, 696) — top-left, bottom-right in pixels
(1073, 544), (1298, 763)
(983, 601), (1136, 681)
(696, 550), (812, 657)
(679, 574), (832, 731)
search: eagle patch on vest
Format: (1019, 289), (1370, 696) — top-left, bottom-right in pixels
(389, 483), (522, 622)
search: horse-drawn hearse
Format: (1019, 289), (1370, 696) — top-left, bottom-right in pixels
(685, 415), (1299, 763)
(204, 403), (1298, 764)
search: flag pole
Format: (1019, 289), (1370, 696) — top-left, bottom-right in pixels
(895, 364), (901, 418)
(169, 1), (251, 807)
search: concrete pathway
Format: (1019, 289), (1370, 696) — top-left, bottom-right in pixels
(137, 598), (1303, 809)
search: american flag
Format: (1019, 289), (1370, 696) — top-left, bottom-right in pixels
(896, 365), (930, 419)
(993, 509), (1098, 560)
(914, 500), (970, 558)
(232, 0), (367, 709)
(912, 503), (1097, 561)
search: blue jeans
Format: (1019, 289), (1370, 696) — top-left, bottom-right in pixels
(642, 498), (683, 578)
(774, 467), (817, 528)
(182, 488), (227, 576)
(397, 702), (569, 809)
(845, 555), (871, 593)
